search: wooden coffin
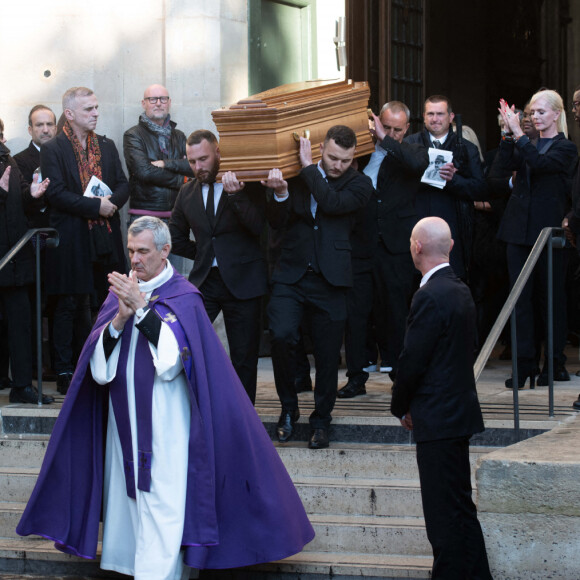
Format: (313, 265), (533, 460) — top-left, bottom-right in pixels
(212, 79), (373, 182)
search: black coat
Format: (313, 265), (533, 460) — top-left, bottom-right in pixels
(376, 135), (429, 254)
(390, 266), (485, 442)
(13, 141), (40, 184)
(123, 119), (193, 213)
(41, 132), (129, 295)
(169, 180), (267, 300)
(497, 133), (578, 246)
(405, 129), (488, 278)
(14, 141), (49, 228)
(267, 164), (373, 288)
(0, 143), (40, 287)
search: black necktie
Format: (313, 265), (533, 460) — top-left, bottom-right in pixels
(433, 140), (442, 149)
(205, 183), (215, 229)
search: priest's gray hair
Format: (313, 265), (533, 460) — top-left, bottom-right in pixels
(128, 216), (172, 252)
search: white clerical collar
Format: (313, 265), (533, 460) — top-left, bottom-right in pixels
(429, 132), (448, 146)
(136, 262), (174, 293)
(420, 263), (450, 287)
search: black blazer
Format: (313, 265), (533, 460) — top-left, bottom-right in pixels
(375, 135), (429, 254)
(267, 164), (373, 288)
(390, 266), (485, 442)
(14, 141), (50, 227)
(169, 179), (267, 300)
(13, 141), (40, 184)
(41, 132), (129, 295)
(497, 133), (578, 246)
(405, 129), (488, 278)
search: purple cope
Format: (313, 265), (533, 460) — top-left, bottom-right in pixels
(16, 269), (314, 570)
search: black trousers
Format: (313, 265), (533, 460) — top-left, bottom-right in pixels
(372, 246), (418, 371)
(416, 437), (492, 580)
(506, 243), (567, 365)
(200, 268), (262, 404)
(345, 268), (373, 380)
(268, 271), (346, 429)
(51, 293), (92, 374)
(0, 286), (33, 388)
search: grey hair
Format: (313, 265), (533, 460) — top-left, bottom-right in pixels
(380, 101), (411, 122)
(128, 216), (172, 251)
(62, 87), (94, 112)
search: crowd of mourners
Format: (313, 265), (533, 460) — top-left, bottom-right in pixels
(1, 82), (580, 424)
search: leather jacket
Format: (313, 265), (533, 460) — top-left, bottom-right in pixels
(123, 118), (193, 212)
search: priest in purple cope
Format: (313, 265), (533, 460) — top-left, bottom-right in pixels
(17, 216), (314, 579)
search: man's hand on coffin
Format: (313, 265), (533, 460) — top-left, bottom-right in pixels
(371, 112), (386, 141)
(108, 271), (148, 331)
(299, 136), (313, 167)
(261, 168), (288, 199)
(222, 171), (245, 193)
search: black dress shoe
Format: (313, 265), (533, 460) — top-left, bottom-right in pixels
(537, 365), (570, 386)
(308, 428), (329, 449)
(294, 376), (313, 393)
(276, 409), (300, 442)
(337, 378), (366, 398)
(572, 395), (580, 411)
(56, 372), (73, 395)
(9, 385), (54, 405)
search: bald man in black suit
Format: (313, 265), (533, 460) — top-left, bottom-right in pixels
(391, 217), (492, 579)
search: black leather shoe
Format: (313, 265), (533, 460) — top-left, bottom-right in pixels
(337, 378), (366, 398)
(9, 385), (54, 404)
(537, 366), (570, 386)
(308, 428), (329, 449)
(572, 395), (580, 411)
(56, 372), (73, 395)
(276, 409), (300, 442)
(294, 376), (313, 393)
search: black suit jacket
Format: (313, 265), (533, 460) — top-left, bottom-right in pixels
(497, 133), (578, 246)
(267, 164), (373, 288)
(390, 266), (485, 442)
(41, 132), (129, 295)
(13, 141), (40, 184)
(405, 129), (488, 278)
(14, 141), (49, 227)
(375, 135), (429, 254)
(169, 180), (267, 300)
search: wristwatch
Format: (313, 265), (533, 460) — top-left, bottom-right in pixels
(135, 306), (149, 319)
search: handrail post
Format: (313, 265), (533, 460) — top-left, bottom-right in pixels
(35, 233), (43, 406)
(547, 233), (555, 417)
(510, 309), (520, 439)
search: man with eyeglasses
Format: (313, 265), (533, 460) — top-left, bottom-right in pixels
(124, 84), (193, 229)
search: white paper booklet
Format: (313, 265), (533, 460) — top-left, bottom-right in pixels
(421, 148), (453, 189)
(83, 175), (113, 198)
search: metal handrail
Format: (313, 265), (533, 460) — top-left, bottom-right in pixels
(473, 227), (566, 439)
(0, 228), (59, 405)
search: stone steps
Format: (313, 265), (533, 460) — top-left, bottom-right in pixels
(0, 431), (497, 578)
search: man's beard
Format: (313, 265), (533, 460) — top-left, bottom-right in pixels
(195, 160), (220, 184)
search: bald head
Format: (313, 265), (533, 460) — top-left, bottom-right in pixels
(410, 217), (454, 275)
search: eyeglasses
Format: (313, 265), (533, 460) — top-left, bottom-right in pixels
(145, 96), (170, 104)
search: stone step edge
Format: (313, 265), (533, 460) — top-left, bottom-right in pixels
(0, 538), (433, 578)
(0, 505), (425, 529)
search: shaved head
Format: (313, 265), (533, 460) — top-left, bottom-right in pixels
(410, 217), (454, 274)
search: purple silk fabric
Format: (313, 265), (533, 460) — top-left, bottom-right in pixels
(16, 270), (314, 569)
